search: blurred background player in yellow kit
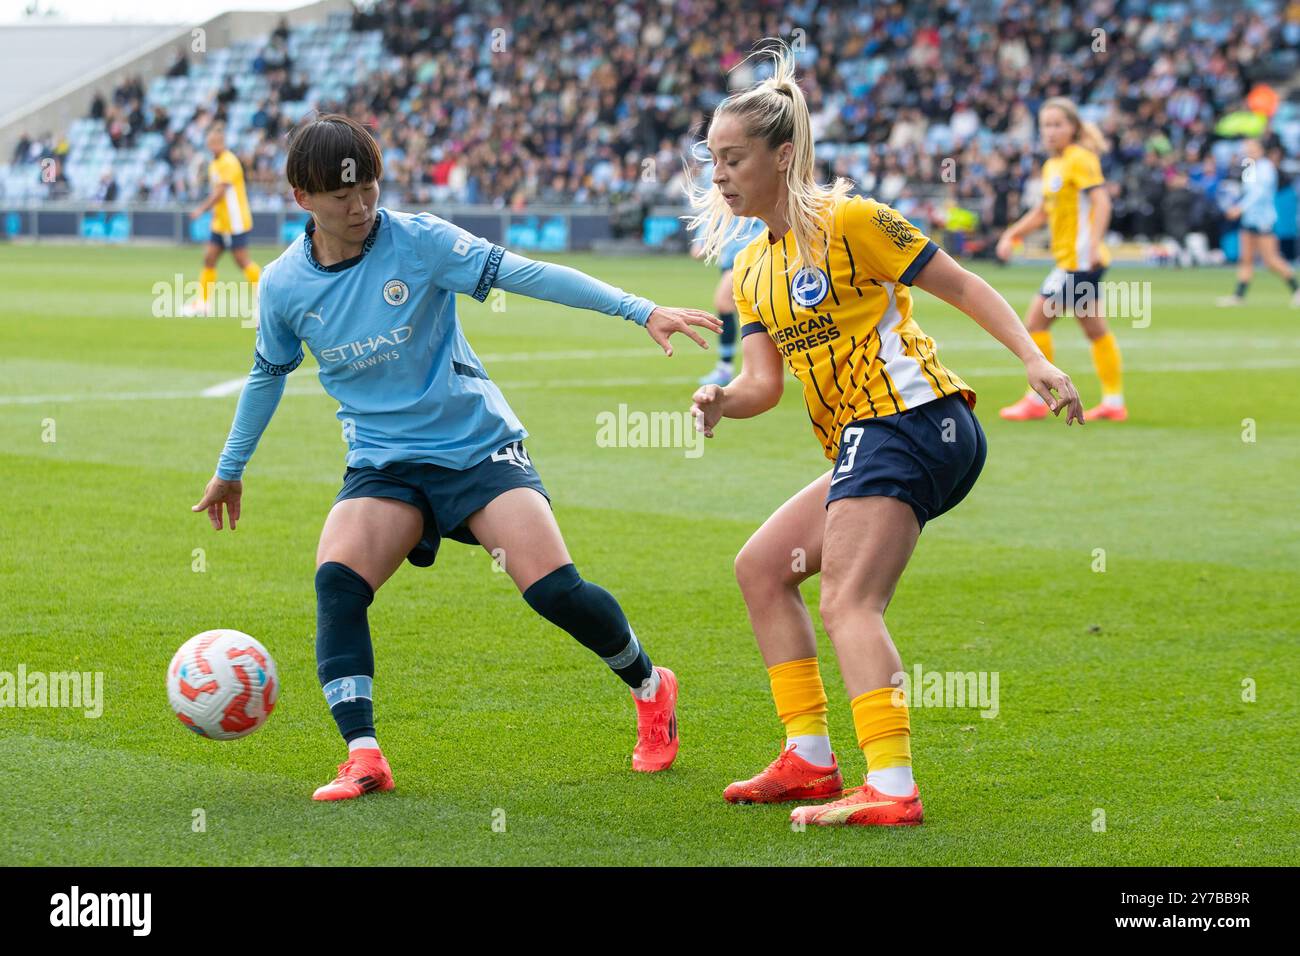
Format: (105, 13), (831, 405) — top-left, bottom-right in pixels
(184, 124), (260, 317)
(996, 97), (1126, 422)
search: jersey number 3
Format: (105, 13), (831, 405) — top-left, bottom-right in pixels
(835, 426), (865, 478)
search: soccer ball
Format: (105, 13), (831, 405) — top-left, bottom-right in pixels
(167, 629), (278, 740)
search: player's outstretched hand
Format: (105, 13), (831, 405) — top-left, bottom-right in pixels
(192, 475), (243, 530)
(646, 307), (723, 357)
(690, 384), (725, 438)
(1025, 356), (1084, 425)
(995, 233), (1015, 262)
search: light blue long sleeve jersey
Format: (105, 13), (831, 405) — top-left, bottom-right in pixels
(1240, 157), (1278, 232)
(215, 208), (656, 480)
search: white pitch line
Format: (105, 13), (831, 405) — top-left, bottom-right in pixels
(199, 377), (250, 397)
(478, 347), (654, 363)
(192, 347), (658, 397)
(0, 387), (243, 406)
(4, 356), (1300, 407)
(0, 377), (699, 405)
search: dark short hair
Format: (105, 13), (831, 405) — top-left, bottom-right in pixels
(285, 113), (383, 193)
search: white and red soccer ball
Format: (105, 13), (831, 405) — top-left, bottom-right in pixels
(167, 629), (278, 740)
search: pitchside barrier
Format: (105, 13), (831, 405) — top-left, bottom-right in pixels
(1, 201), (1244, 264)
(0, 202), (707, 252)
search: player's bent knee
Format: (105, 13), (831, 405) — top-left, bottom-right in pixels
(521, 562), (585, 619)
(316, 560), (373, 598)
(734, 543), (797, 597)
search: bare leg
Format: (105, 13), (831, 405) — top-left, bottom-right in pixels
(1237, 231), (1256, 286)
(1024, 292), (1057, 335)
(1075, 281), (1110, 341)
(202, 240), (221, 271)
(733, 471), (830, 667)
(713, 268), (735, 315)
(1256, 233), (1296, 284)
(464, 487), (572, 592)
(316, 496), (424, 591)
(1002, 294), (1056, 413)
(817, 496), (920, 699)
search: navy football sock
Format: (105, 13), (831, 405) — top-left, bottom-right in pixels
(315, 561), (376, 743)
(719, 310), (736, 362)
(522, 563), (653, 688)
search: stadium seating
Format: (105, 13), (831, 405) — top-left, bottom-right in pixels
(3, 0), (1298, 253)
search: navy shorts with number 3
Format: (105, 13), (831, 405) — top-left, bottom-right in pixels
(334, 440), (549, 567)
(826, 393), (986, 530)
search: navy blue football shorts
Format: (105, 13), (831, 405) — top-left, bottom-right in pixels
(1039, 266), (1105, 314)
(334, 440), (550, 567)
(825, 393), (986, 530)
(209, 229), (251, 250)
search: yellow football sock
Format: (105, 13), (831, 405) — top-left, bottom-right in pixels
(1031, 329), (1054, 364)
(242, 261), (261, 285)
(851, 686), (911, 770)
(768, 657), (829, 739)
(1091, 332), (1123, 398)
(1024, 330), (1054, 398)
(199, 266), (217, 304)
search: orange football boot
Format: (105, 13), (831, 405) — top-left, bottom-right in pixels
(724, 744), (844, 804)
(631, 667), (679, 772)
(312, 747), (395, 801)
(1084, 402), (1128, 422)
(999, 394), (1049, 420)
(789, 778), (924, 827)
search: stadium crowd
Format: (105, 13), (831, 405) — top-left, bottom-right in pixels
(8, 0), (1300, 250)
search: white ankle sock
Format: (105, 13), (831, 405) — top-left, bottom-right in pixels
(785, 735), (833, 767)
(867, 765), (915, 796)
(1102, 393), (1125, 408)
(632, 669), (661, 702)
(348, 736), (379, 752)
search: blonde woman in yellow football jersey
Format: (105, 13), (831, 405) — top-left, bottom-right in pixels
(687, 46), (1082, 827)
(996, 98), (1126, 422)
(184, 124), (261, 318)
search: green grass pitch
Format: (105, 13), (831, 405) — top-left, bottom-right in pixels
(1, 243), (1296, 865)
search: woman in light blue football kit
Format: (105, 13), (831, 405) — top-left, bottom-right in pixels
(191, 115), (720, 800)
(1218, 138), (1300, 308)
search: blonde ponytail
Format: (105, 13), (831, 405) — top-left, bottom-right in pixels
(1078, 121), (1107, 155)
(684, 40), (852, 276)
(1040, 96), (1108, 154)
